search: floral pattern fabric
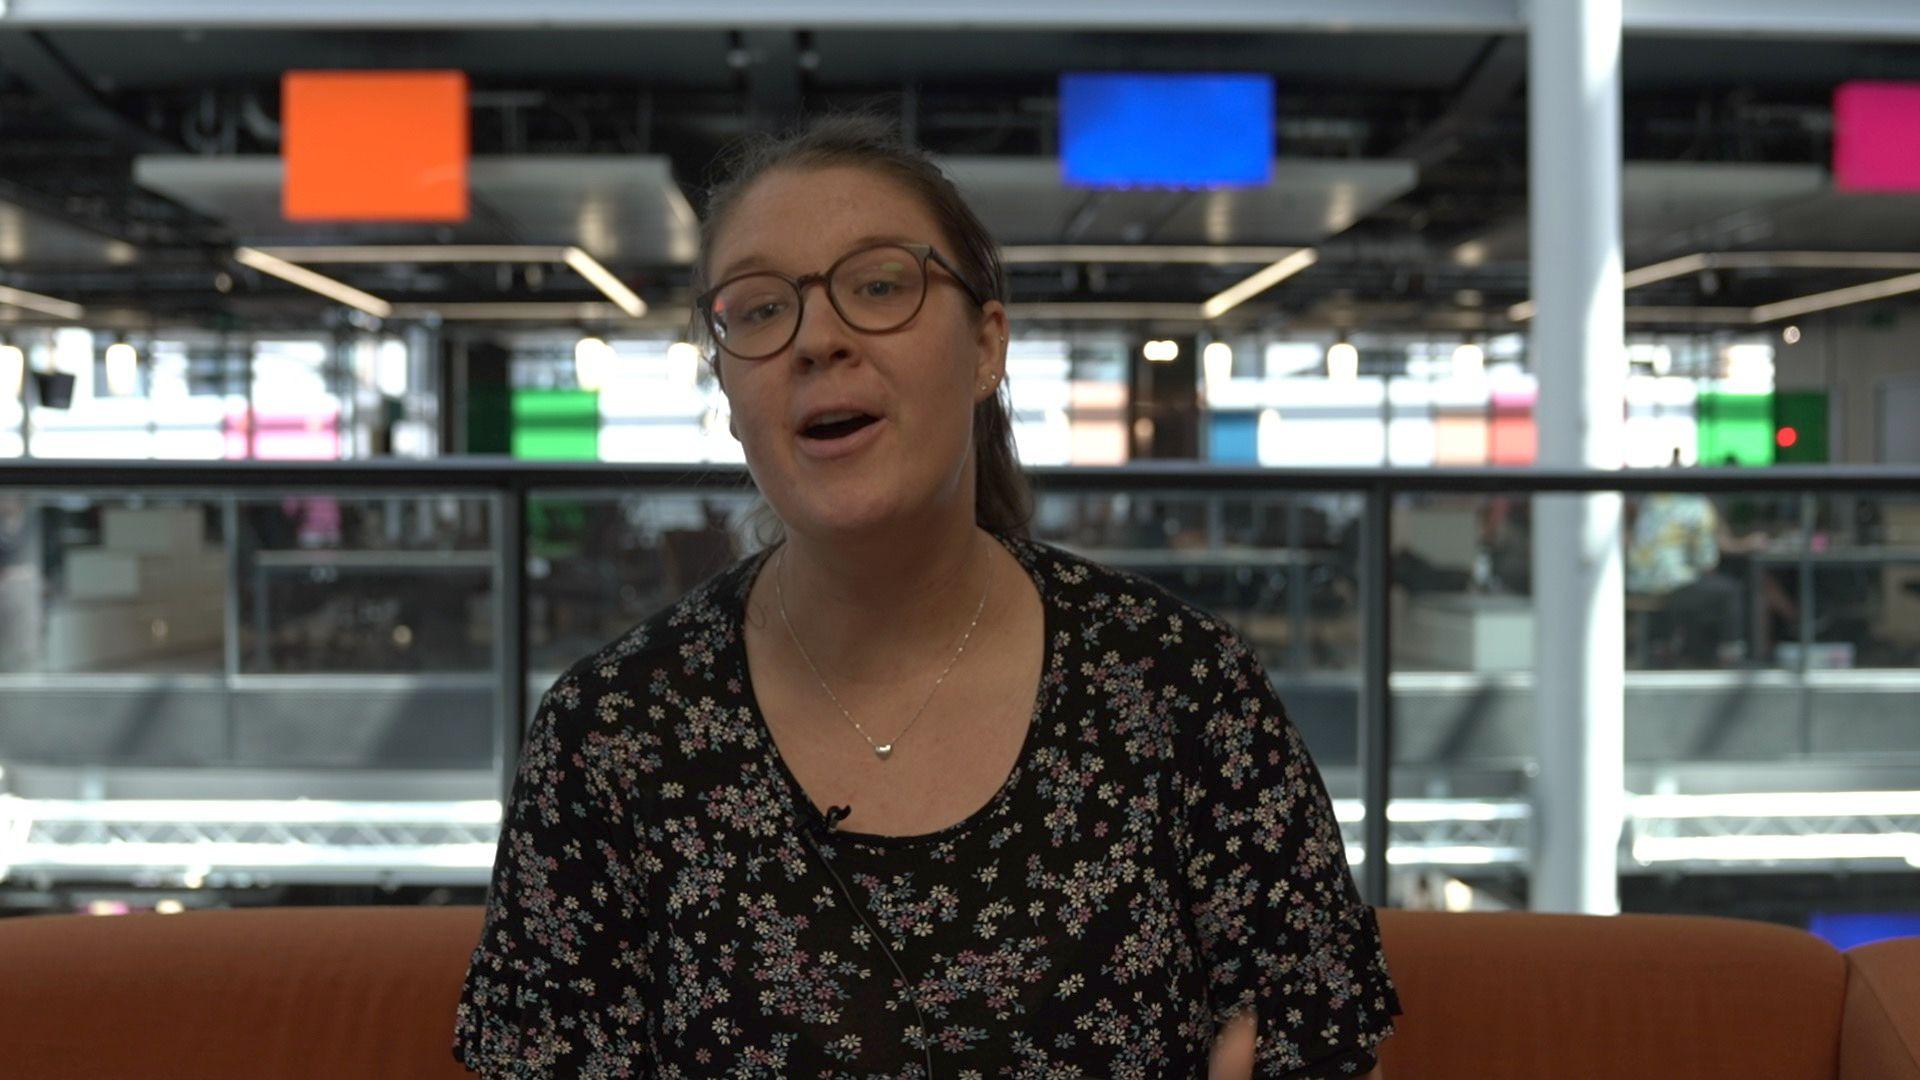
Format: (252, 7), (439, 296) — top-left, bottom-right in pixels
(454, 534), (1402, 1077)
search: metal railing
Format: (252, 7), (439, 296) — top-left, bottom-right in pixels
(3, 458), (1917, 903)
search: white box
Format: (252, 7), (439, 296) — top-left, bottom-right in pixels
(1400, 594), (1535, 671)
(65, 549), (225, 602)
(43, 592), (224, 671)
(101, 506), (205, 555)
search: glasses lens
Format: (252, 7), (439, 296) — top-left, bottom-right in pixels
(830, 246), (927, 331)
(708, 275), (800, 358)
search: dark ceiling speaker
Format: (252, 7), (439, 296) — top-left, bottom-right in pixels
(32, 371), (75, 410)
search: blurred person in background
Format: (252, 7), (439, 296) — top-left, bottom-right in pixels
(453, 115), (1399, 1078)
(0, 495), (38, 671)
(1627, 450), (1792, 666)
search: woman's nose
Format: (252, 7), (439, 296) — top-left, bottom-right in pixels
(789, 280), (857, 366)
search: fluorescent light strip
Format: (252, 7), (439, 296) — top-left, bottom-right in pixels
(234, 246), (393, 319)
(1620, 306), (1754, 324)
(1513, 301), (1761, 325)
(1513, 250), (1920, 325)
(387, 301), (651, 321)
(1382, 845), (1531, 866)
(564, 246), (647, 317)
(1002, 245), (1306, 265)
(1009, 302), (1208, 321)
(1751, 269), (1920, 324)
(0, 284), (85, 320)
(4, 796), (502, 824)
(1632, 790), (1920, 818)
(239, 244), (646, 319)
(1621, 252), (1711, 290)
(1632, 834), (1920, 866)
(1713, 251), (1920, 272)
(1329, 798), (1532, 824)
(253, 244), (571, 264)
(1201, 248), (1319, 319)
(5, 842), (501, 870)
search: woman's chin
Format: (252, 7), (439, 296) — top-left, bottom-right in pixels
(789, 498), (904, 538)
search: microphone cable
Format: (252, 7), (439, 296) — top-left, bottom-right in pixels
(798, 802), (939, 1079)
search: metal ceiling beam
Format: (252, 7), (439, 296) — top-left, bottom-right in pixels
(3, 0), (1917, 37)
(1622, 0), (1920, 40)
(0, 32), (177, 153)
(0, 0), (1525, 32)
(1392, 36), (1527, 171)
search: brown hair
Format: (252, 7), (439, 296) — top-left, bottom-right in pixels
(692, 113), (1032, 540)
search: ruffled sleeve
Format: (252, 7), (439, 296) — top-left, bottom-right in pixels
(452, 667), (656, 1077)
(1180, 623), (1403, 1077)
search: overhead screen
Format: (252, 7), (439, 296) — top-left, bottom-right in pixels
(1060, 73), (1273, 189)
(282, 70), (470, 222)
(1833, 81), (1920, 193)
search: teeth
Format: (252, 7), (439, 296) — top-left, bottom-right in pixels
(811, 410), (864, 425)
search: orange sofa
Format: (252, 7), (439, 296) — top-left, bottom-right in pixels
(1, 905), (1914, 1078)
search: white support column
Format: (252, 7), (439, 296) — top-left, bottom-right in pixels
(1527, 0), (1627, 915)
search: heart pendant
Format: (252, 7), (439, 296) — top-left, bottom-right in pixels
(873, 743), (894, 760)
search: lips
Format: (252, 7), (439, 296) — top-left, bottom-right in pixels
(800, 410), (880, 441)
(793, 404), (886, 461)
(796, 402), (885, 441)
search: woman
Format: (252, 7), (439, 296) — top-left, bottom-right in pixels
(454, 116), (1401, 1078)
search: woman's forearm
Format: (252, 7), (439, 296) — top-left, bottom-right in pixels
(1207, 1010), (1387, 1079)
(1207, 1009), (1256, 1079)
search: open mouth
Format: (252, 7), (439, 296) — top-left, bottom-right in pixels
(801, 413), (880, 441)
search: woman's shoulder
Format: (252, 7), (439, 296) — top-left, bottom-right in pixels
(1008, 534), (1246, 659)
(539, 548), (764, 712)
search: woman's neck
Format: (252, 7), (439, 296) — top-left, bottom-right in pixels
(772, 512), (994, 686)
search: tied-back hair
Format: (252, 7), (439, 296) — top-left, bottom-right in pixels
(691, 113), (1033, 542)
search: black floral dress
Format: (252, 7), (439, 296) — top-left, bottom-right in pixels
(453, 533), (1402, 1078)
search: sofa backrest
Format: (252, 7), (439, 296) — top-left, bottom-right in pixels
(1375, 908), (1849, 1080)
(2, 903), (1910, 1079)
(0, 905), (481, 1079)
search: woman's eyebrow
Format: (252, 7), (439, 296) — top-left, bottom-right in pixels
(712, 252), (771, 283)
(712, 234), (922, 283)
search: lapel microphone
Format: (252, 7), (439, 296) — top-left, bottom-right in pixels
(794, 800), (939, 1078)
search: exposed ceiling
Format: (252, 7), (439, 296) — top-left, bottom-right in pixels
(133, 155), (700, 259)
(0, 26), (1916, 332)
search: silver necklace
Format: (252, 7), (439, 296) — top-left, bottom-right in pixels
(773, 534), (993, 761)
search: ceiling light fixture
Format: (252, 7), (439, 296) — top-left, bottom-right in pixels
(234, 246), (393, 319)
(245, 244), (647, 319)
(1200, 248), (1320, 320)
(0, 342), (25, 400)
(386, 301), (648, 322)
(1001, 244), (1307, 265)
(1008, 302), (1209, 322)
(574, 336), (613, 392)
(104, 340), (140, 397)
(1751, 270), (1920, 324)
(0, 284), (86, 321)
(254, 245), (572, 263)
(562, 247), (647, 318)
(1510, 251), (1920, 326)
(1326, 341), (1359, 380)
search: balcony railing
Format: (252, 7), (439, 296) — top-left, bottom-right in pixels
(2, 459), (1917, 905)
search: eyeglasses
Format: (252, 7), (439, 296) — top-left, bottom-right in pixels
(696, 242), (987, 361)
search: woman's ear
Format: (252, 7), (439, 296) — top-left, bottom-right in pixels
(709, 354), (742, 441)
(972, 300), (1010, 403)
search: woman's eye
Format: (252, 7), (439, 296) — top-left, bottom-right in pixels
(738, 299), (788, 326)
(855, 278), (900, 299)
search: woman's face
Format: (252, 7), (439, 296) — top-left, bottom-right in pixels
(708, 165), (1008, 540)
